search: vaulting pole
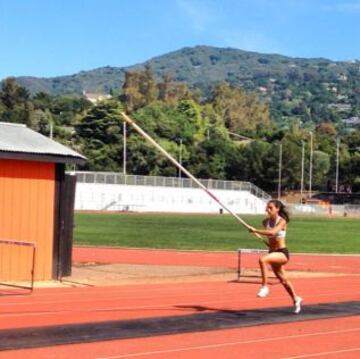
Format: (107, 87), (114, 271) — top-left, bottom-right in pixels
(121, 112), (265, 242)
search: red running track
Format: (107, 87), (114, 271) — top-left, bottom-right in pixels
(2, 316), (358, 359)
(73, 246), (360, 274)
(0, 276), (359, 330)
(0, 247), (358, 358)
(0, 275), (359, 358)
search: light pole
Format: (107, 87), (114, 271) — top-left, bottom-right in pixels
(123, 121), (127, 175)
(49, 122), (53, 139)
(178, 138), (183, 179)
(278, 142), (283, 200)
(309, 131), (313, 198)
(335, 138), (340, 193)
(300, 140), (305, 200)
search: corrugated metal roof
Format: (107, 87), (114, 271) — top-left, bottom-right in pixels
(0, 122), (86, 164)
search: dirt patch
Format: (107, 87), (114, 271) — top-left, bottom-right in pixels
(58, 263), (349, 287)
(61, 263), (234, 286)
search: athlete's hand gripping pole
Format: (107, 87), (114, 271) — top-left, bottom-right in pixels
(121, 112), (266, 244)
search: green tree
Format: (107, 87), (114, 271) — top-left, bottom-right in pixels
(176, 99), (204, 143)
(312, 150), (331, 188)
(122, 71), (145, 112)
(228, 141), (272, 189)
(141, 64), (158, 104)
(157, 73), (172, 103)
(0, 77), (34, 126)
(211, 82), (270, 133)
(75, 100), (124, 170)
(33, 109), (54, 136)
(122, 66), (159, 113)
(189, 132), (234, 179)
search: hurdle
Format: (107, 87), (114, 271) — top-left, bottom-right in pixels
(237, 248), (268, 280)
(0, 239), (36, 292)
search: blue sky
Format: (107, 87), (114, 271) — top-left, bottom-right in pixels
(1, 0), (360, 80)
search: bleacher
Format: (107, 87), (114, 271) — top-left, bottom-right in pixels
(72, 172), (271, 215)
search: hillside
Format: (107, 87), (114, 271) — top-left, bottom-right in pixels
(12, 45), (359, 96)
(6, 46), (360, 127)
(15, 67), (127, 97)
(2, 46), (360, 191)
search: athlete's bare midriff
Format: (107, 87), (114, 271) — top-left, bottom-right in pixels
(268, 236), (286, 251)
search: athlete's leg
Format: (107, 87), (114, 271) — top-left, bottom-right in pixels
(271, 262), (297, 301)
(257, 252), (288, 297)
(259, 252), (287, 286)
(272, 263), (303, 313)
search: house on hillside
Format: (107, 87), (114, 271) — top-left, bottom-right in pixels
(0, 122), (86, 283)
(83, 90), (112, 103)
(328, 103), (352, 111)
(342, 116), (360, 132)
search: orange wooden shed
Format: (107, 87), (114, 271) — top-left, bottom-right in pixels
(0, 122), (86, 282)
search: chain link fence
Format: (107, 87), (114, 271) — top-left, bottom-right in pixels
(73, 172), (271, 201)
(287, 203), (360, 217)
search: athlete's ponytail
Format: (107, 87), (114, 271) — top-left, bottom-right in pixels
(268, 199), (290, 223)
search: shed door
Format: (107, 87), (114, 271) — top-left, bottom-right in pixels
(53, 167), (77, 279)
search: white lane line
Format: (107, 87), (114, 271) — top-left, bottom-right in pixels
(0, 282), (235, 300)
(0, 285), (252, 305)
(1, 278), (360, 305)
(0, 290), (359, 319)
(2, 282), (360, 308)
(282, 347), (360, 358)
(96, 327), (360, 359)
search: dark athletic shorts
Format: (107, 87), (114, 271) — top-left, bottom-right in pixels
(269, 247), (290, 260)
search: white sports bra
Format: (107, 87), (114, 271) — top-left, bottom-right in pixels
(266, 216), (286, 238)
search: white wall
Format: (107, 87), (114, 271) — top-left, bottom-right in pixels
(75, 183), (268, 214)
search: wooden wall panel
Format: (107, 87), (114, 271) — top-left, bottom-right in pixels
(0, 159), (55, 281)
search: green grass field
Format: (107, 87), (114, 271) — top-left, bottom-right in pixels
(74, 212), (360, 254)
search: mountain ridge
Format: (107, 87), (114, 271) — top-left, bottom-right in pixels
(9, 45), (360, 98)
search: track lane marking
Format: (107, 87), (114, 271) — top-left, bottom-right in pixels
(0, 291), (358, 320)
(96, 327), (360, 359)
(1, 278), (359, 305)
(282, 347), (360, 358)
(2, 283), (359, 308)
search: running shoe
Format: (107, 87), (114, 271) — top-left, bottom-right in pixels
(294, 296), (303, 314)
(257, 285), (269, 298)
